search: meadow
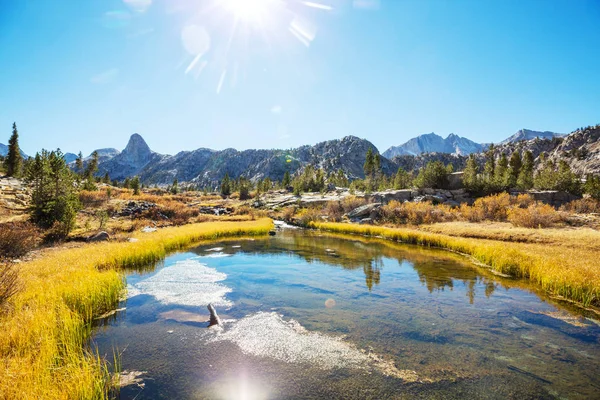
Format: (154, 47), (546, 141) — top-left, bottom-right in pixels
(0, 218), (272, 399)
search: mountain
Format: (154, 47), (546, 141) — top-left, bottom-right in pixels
(0, 143), (28, 159)
(64, 153), (78, 164)
(383, 133), (484, 158)
(500, 129), (563, 144)
(86, 148), (120, 163)
(97, 134), (163, 180)
(472, 124), (600, 175)
(97, 134), (395, 186)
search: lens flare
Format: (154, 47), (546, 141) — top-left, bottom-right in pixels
(220, 0), (276, 23)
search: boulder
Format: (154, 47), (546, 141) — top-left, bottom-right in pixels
(88, 231), (110, 242)
(345, 203), (382, 219)
(371, 189), (412, 204)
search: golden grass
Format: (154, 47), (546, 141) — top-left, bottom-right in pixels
(310, 221), (600, 309)
(0, 219), (272, 399)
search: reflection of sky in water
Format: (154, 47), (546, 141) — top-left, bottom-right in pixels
(95, 232), (600, 399)
(127, 259), (232, 307)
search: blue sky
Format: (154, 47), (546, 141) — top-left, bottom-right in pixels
(1, 0), (599, 156)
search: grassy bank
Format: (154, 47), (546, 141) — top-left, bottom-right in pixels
(0, 219), (272, 399)
(310, 222), (600, 309)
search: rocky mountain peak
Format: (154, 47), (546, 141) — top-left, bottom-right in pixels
(123, 133), (152, 160)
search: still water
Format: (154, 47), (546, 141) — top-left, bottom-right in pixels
(94, 230), (600, 399)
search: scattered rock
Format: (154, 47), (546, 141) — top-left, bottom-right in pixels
(119, 201), (157, 217)
(345, 203), (382, 219)
(87, 231), (110, 242)
(141, 226), (157, 233)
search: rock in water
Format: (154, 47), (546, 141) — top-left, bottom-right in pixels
(207, 303), (222, 327)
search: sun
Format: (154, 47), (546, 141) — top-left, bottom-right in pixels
(220, 0), (276, 24)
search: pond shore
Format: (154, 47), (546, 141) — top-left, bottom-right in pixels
(0, 219), (272, 399)
(310, 221), (600, 311)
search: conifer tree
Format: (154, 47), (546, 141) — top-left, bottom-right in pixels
(131, 176), (141, 195)
(462, 155), (481, 193)
(363, 148), (374, 177)
(393, 167), (412, 189)
(282, 171), (291, 188)
(5, 122), (23, 177)
(221, 173), (231, 196)
(517, 150), (534, 190)
(508, 152), (522, 188)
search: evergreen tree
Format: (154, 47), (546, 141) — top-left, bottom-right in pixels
(483, 144), (496, 190)
(25, 149), (80, 238)
(131, 176), (141, 195)
(462, 155), (481, 194)
(393, 167), (412, 189)
(75, 151), (84, 176)
(282, 171), (291, 188)
(170, 178), (179, 194)
(238, 177), (251, 200)
(517, 151), (534, 190)
(414, 161), (450, 189)
(83, 151), (99, 190)
(584, 174), (600, 200)
(508, 152), (522, 188)
(221, 173), (231, 196)
(494, 153), (509, 190)
(555, 160), (581, 195)
(534, 159), (557, 190)
(103, 172), (110, 184)
(5, 122), (23, 177)
(123, 177), (131, 189)
(363, 148), (374, 177)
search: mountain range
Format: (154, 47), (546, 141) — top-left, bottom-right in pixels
(382, 129), (563, 158)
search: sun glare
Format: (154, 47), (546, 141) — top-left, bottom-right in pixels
(220, 0), (275, 23)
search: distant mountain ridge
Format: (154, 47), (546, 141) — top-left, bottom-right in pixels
(382, 133), (483, 158)
(95, 134), (396, 186)
(500, 129), (564, 144)
(383, 129), (563, 158)
(0, 143), (28, 159)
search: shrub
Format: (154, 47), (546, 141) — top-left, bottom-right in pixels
(79, 190), (107, 208)
(461, 193), (512, 222)
(508, 203), (561, 228)
(281, 206), (297, 222)
(560, 198), (600, 214)
(0, 264), (19, 310)
(0, 221), (40, 259)
(295, 208), (322, 227)
(340, 196), (368, 213)
(380, 200), (454, 225)
(324, 201), (344, 222)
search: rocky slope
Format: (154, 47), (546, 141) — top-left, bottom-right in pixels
(473, 125), (600, 174)
(500, 129), (563, 144)
(97, 134), (396, 186)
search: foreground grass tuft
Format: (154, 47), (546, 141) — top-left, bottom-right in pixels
(310, 221), (600, 309)
(0, 218), (272, 399)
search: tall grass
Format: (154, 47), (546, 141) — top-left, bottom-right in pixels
(0, 218), (272, 399)
(310, 221), (599, 309)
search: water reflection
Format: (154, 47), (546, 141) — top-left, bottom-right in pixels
(93, 230), (600, 400)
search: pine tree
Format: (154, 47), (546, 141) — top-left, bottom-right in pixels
(363, 148), (374, 177)
(221, 173), (231, 196)
(483, 144), (495, 190)
(5, 122), (23, 177)
(25, 149), (79, 237)
(170, 178), (179, 194)
(517, 151), (534, 190)
(393, 167), (412, 189)
(462, 155), (481, 193)
(83, 151), (99, 190)
(282, 171), (291, 188)
(494, 153), (509, 190)
(508, 152), (522, 188)
(131, 176), (141, 195)
(75, 151), (84, 176)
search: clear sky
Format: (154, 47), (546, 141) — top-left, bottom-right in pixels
(1, 0), (599, 156)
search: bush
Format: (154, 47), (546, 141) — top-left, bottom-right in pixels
(380, 200), (454, 225)
(560, 198), (600, 214)
(508, 203), (561, 228)
(340, 196), (369, 213)
(79, 190), (107, 208)
(295, 208), (322, 227)
(324, 201), (344, 222)
(0, 221), (40, 259)
(0, 264), (19, 310)
(460, 193), (512, 222)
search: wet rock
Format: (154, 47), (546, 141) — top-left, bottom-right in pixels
(199, 206), (233, 215)
(87, 231), (110, 242)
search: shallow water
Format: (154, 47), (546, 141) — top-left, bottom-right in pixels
(94, 230), (600, 399)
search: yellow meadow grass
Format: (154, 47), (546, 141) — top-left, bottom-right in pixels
(0, 219), (272, 399)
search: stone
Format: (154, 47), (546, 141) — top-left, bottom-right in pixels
(88, 231), (110, 242)
(345, 203), (382, 219)
(359, 218), (373, 225)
